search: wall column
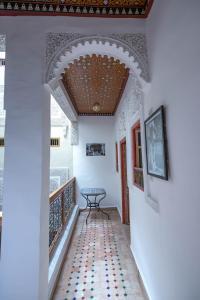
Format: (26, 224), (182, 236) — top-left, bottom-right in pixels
(0, 31), (50, 300)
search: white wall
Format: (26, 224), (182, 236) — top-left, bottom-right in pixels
(73, 117), (118, 208)
(0, 53), (6, 207)
(115, 2), (200, 300)
(50, 126), (73, 172)
(115, 3), (200, 299)
(114, 74), (144, 219)
(0, 31), (50, 300)
(114, 74), (149, 272)
(142, 1), (200, 299)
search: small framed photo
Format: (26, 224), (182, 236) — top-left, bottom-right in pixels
(86, 143), (105, 156)
(144, 106), (168, 180)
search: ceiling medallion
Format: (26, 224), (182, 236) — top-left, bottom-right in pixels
(92, 102), (101, 113)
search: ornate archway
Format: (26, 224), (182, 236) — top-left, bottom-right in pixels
(45, 33), (150, 143)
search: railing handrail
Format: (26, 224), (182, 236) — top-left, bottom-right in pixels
(49, 177), (75, 204)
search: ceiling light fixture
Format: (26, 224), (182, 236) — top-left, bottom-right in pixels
(92, 102), (101, 113)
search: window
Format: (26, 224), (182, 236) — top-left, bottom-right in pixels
(132, 121), (144, 190)
(0, 138), (4, 147)
(50, 138), (60, 147)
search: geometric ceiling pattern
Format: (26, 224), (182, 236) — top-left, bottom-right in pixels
(0, 0), (153, 17)
(62, 54), (129, 115)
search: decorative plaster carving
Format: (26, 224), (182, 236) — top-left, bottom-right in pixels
(49, 83), (77, 121)
(119, 111), (126, 138)
(116, 72), (143, 139)
(70, 121), (79, 145)
(0, 35), (5, 52)
(126, 74), (143, 120)
(46, 33), (150, 84)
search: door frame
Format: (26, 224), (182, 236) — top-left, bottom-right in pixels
(120, 137), (128, 224)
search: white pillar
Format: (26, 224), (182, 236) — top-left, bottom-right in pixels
(0, 31), (50, 300)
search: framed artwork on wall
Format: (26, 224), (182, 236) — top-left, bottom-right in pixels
(144, 105), (168, 180)
(86, 143), (105, 156)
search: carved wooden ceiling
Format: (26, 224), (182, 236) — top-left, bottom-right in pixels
(61, 54), (129, 116)
(0, 0), (153, 17)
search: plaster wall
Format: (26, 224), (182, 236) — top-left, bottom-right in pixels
(114, 2), (200, 300)
(50, 126), (72, 171)
(0, 16), (145, 40)
(73, 117), (118, 208)
(114, 3), (200, 299)
(0, 55), (6, 207)
(139, 1), (200, 299)
(114, 74), (144, 219)
(0, 59), (5, 170)
(0, 30), (50, 300)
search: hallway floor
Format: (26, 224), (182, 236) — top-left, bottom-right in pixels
(53, 209), (146, 300)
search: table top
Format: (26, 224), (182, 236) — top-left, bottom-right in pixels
(80, 188), (106, 196)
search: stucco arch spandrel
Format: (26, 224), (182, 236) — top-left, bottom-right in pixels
(45, 33), (150, 86)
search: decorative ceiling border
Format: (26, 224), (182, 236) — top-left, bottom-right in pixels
(0, 0), (153, 18)
(46, 33), (150, 83)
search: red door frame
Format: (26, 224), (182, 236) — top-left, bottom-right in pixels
(120, 137), (128, 224)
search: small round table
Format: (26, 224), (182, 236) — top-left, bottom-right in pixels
(80, 188), (110, 224)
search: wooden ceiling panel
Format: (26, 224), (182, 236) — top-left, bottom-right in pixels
(62, 54), (129, 115)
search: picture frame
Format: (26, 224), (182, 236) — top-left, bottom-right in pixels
(144, 105), (168, 180)
(86, 143), (105, 156)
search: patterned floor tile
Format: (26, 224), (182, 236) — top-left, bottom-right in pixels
(53, 209), (146, 300)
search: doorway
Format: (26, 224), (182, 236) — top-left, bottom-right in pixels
(120, 138), (129, 225)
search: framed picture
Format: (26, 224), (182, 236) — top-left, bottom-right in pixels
(86, 143), (105, 156)
(144, 106), (168, 180)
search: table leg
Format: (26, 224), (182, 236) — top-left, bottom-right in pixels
(98, 193), (110, 220)
(86, 199), (92, 224)
(79, 194), (90, 216)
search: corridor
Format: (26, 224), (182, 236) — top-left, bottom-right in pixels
(53, 209), (146, 300)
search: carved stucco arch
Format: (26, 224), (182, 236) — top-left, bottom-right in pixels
(46, 33), (150, 86)
(45, 33), (149, 144)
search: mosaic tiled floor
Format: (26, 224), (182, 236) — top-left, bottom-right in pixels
(53, 209), (146, 300)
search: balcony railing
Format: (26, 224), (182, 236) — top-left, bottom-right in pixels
(0, 178), (76, 255)
(49, 177), (76, 256)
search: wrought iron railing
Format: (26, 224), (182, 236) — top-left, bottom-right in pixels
(49, 177), (76, 256)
